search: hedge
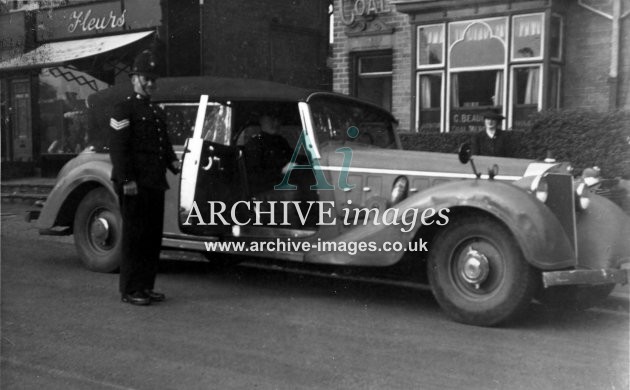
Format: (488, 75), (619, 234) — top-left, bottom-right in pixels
(401, 110), (630, 179)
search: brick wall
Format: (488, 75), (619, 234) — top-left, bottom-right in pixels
(331, 2), (413, 132)
(202, 0), (330, 89)
(563, 2), (630, 111)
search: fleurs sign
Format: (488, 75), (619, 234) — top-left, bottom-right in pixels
(36, 0), (161, 42)
(67, 9), (126, 33)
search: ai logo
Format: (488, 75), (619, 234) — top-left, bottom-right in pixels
(274, 127), (359, 191)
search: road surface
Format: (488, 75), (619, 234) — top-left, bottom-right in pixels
(1, 203), (628, 389)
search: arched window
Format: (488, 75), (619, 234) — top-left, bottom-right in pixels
(447, 18), (507, 133)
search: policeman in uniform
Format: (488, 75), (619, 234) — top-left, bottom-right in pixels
(109, 50), (179, 305)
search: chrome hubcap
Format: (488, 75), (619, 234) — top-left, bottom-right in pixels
(461, 247), (490, 288)
(90, 215), (110, 246)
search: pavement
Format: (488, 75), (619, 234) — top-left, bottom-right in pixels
(1, 175), (629, 311)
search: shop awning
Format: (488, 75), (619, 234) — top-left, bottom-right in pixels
(0, 30), (153, 71)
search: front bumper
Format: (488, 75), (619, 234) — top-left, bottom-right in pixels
(543, 267), (629, 288)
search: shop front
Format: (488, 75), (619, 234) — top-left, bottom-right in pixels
(413, 11), (561, 133)
(332, 0), (629, 133)
(0, 0), (177, 176)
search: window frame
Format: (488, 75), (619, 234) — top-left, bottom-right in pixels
(350, 50), (393, 112)
(549, 13), (564, 62)
(508, 63), (543, 129)
(358, 54), (394, 77)
(548, 64), (562, 109)
(415, 70), (445, 132)
(417, 23), (446, 69)
(511, 13), (545, 62)
(447, 16), (508, 71)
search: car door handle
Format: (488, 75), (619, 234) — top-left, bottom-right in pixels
(201, 156), (222, 171)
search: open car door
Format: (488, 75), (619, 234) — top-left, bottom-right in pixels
(179, 95), (242, 236)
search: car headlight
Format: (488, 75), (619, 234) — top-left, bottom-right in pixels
(530, 174), (548, 203)
(390, 176), (409, 205)
(575, 182), (590, 210)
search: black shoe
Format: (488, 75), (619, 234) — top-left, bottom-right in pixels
(121, 291), (151, 306)
(144, 290), (165, 302)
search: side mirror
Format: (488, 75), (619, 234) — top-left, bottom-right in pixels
(458, 142), (480, 179)
(458, 142), (472, 164)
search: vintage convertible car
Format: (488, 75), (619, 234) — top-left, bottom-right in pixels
(34, 76), (630, 326)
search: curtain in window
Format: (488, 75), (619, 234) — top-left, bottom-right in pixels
(524, 67), (539, 104)
(451, 74), (460, 108)
(421, 76), (432, 108)
(493, 70), (503, 107)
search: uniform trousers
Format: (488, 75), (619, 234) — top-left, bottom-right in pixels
(118, 185), (165, 294)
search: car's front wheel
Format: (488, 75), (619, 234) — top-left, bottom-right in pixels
(74, 187), (122, 273)
(428, 215), (538, 326)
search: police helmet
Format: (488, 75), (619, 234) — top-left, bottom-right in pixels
(130, 50), (159, 79)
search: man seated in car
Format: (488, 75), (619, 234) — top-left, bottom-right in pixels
(244, 110), (293, 197)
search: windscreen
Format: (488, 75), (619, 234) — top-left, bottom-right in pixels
(308, 95), (397, 149)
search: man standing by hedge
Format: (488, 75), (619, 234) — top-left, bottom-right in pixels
(471, 110), (512, 157)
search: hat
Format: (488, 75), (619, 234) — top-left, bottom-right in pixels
(130, 50), (159, 79)
(482, 109), (505, 120)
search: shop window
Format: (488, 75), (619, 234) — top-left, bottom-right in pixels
(39, 67), (108, 155)
(413, 14), (558, 132)
(512, 14), (544, 61)
(451, 70), (503, 108)
(450, 70), (503, 132)
(417, 24), (444, 68)
(416, 72), (443, 132)
(550, 15), (563, 61)
(353, 52), (393, 112)
(511, 65), (541, 129)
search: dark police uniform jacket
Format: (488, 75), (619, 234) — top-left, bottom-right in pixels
(471, 129), (512, 158)
(109, 94), (178, 190)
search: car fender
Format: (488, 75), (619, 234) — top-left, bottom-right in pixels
(306, 179), (575, 270)
(575, 193), (630, 270)
(36, 160), (116, 231)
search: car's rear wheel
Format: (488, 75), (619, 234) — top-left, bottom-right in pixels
(428, 215), (538, 326)
(74, 187), (122, 273)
